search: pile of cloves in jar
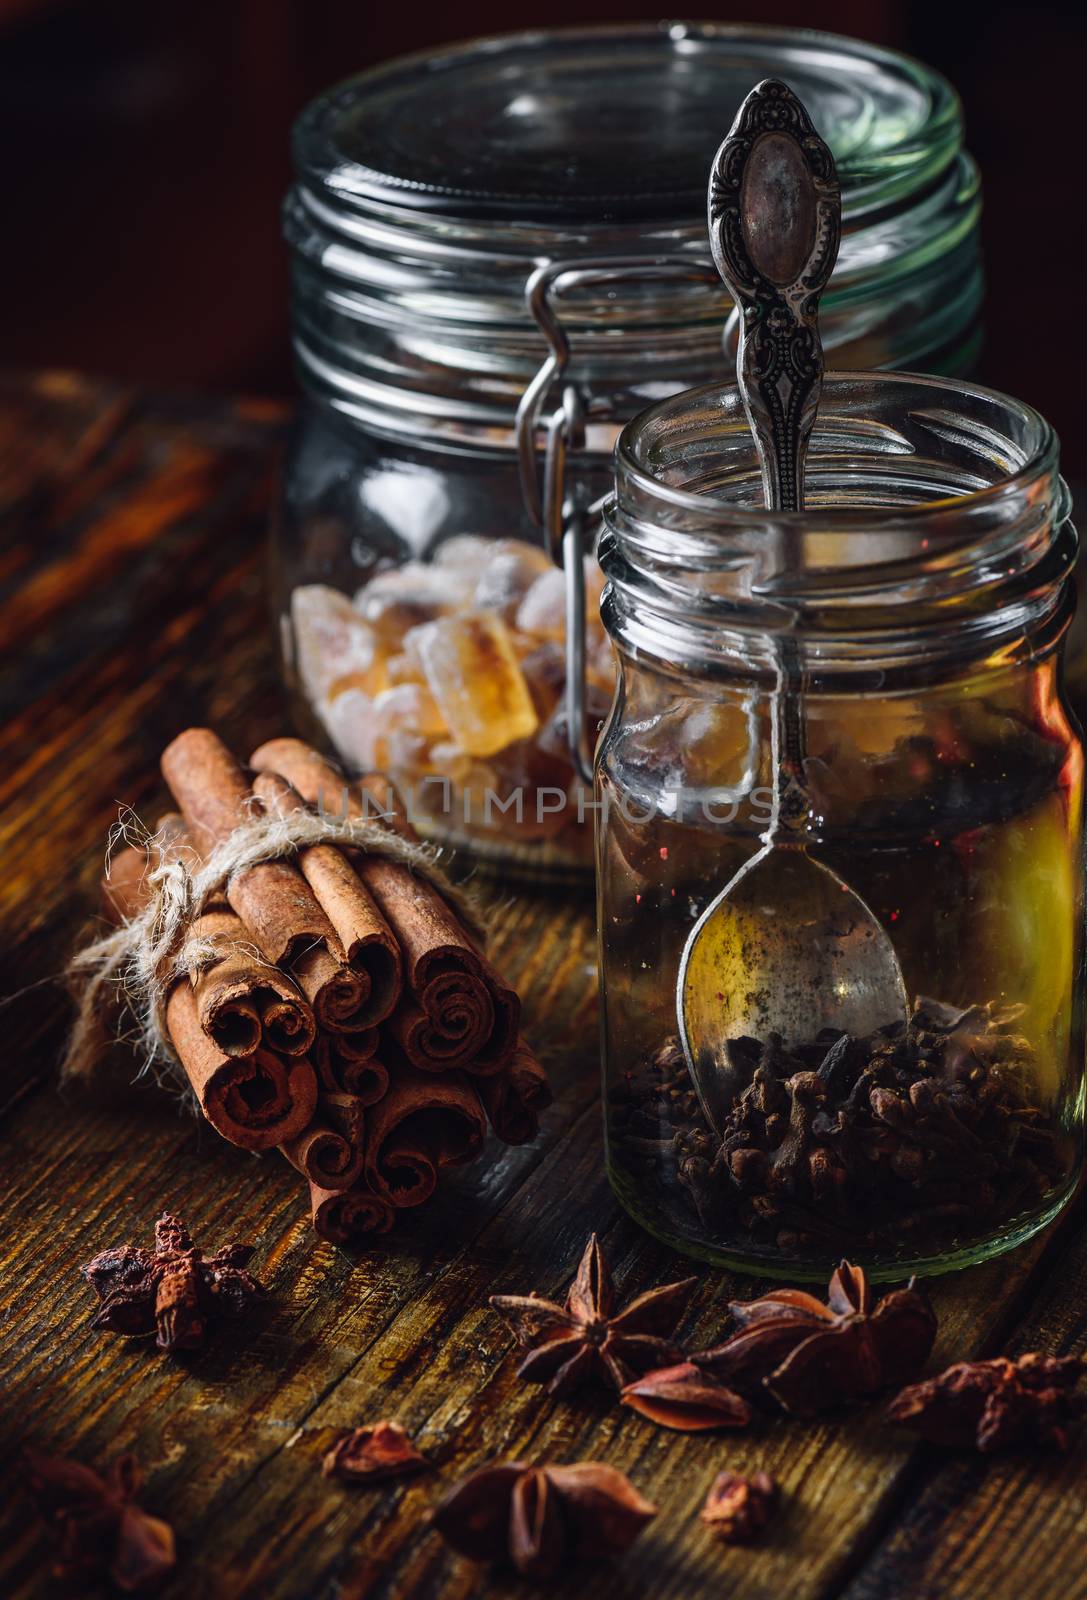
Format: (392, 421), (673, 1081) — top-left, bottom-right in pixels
(610, 998), (1070, 1257)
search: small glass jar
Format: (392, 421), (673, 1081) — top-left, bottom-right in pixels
(599, 372), (1083, 1279)
(276, 23), (983, 877)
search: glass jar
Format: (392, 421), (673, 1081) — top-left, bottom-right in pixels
(599, 372), (1082, 1279)
(277, 23), (983, 877)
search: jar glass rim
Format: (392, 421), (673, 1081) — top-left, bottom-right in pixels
(294, 21), (963, 226)
(613, 370), (1060, 530)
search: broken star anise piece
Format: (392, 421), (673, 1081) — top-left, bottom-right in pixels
(693, 1259), (936, 1415)
(700, 1470), (779, 1544)
(489, 1233), (697, 1399)
(25, 1448), (176, 1594)
(620, 1362), (752, 1432)
(888, 1351), (1087, 1453)
(431, 1460), (657, 1580)
(322, 1421), (428, 1483)
(82, 1212), (266, 1354)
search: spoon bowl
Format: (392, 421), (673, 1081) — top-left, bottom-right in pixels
(678, 843), (909, 1134)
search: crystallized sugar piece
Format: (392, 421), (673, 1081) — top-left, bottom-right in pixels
(515, 567), (565, 641)
(516, 557), (608, 649)
(432, 535), (494, 578)
(520, 640), (567, 720)
(292, 585), (387, 705)
(371, 683), (447, 740)
(354, 563), (471, 639)
(385, 652), (426, 687)
(471, 540), (551, 620)
(321, 687), (377, 772)
(408, 612), (539, 758)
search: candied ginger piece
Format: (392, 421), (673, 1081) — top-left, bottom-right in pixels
(472, 540), (551, 620)
(292, 585), (386, 704)
(354, 562), (470, 640)
(408, 612), (539, 758)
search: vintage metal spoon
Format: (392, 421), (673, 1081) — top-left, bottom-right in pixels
(676, 79), (908, 1136)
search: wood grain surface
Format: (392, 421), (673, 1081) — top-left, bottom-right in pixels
(0, 373), (1084, 1600)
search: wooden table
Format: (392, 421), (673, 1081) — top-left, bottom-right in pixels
(1, 372), (1084, 1600)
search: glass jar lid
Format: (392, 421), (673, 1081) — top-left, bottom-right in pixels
(294, 22), (961, 224)
(287, 24), (980, 453)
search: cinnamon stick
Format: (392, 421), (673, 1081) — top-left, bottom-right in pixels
(160, 729), (369, 1032)
(281, 1093), (365, 1191)
(101, 843), (317, 1150)
(309, 1179), (394, 1244)
(477, 1041), (553, 1145)
(314, 1031), (389, 1105)
(165, 981), (317, 1152)
(363, 1056), (487, 1208)
(249, 740), (508, 1073)
(251, 770), (402, 1028)
(105, 820), (317, 1060)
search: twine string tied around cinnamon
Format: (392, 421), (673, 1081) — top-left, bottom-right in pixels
(62, 806), (486, 1086)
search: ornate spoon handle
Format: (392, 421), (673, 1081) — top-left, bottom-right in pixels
(708, 79), (841, 514)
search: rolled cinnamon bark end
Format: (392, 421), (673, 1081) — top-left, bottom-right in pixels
(251, 771), (403, 1028)
(478, 1041), (553, 1145)
(258, 988), (317, 1058)
(281, 1117), (365, 1192)
(186, 907), (316, 1059)
(364, 1060), (487, 1208)
(290, 942), (369, 1034)
(467, 968), (521, 1077)
(309, 1179), (394, 1244)
(250, 740), (494, 1060)
(161, 728), (344, 969)
(314, 1034), (388, 1104)
(165, 983), (317, 1151)
(386, 976), (495, 1073)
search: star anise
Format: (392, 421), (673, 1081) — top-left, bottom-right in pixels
(700, 1470), (779, 1544)
(693, 1259), (936, 1415)
(82, 1213), (266, 1354)
(489, 1233), (697, 1399)
(431, 1460), (657, 1580)
(322, 1421), (428, 1483)
(620, 1362), (752, 1431)
(25, 1449), (176, 1593)
(887, 1352), (1087, 1452)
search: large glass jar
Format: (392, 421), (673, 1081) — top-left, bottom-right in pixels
(599, 373), (1082, 1279)
(277, 23), (983, 877)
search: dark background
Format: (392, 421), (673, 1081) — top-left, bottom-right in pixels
(1, 0), (1083, 467)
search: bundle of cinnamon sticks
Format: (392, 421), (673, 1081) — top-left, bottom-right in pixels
(99, 730), (551, 1245)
